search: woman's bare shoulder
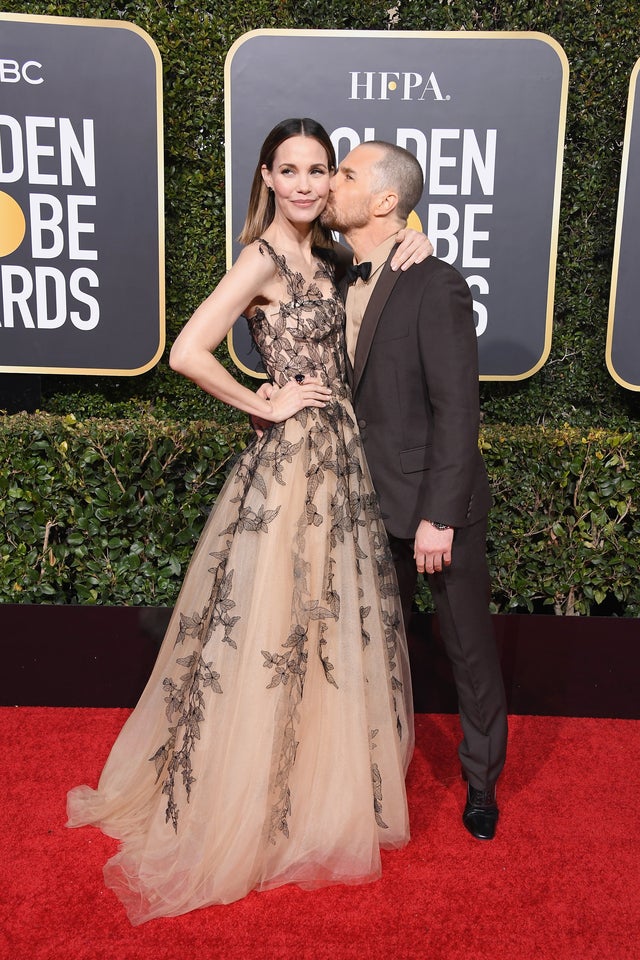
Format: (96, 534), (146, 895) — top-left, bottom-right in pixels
(226, 240), (279, 284)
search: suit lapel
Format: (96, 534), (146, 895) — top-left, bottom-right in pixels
(352, 255), (402, 395)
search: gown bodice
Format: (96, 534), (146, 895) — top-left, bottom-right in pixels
(247, 239), (349, 394)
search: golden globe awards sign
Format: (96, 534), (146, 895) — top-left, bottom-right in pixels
(0, 13), (164, 375)
(607, 59), (640, 391)
(225, 30), (568, 381)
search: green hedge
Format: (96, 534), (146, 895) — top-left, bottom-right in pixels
(484, 425), (639, 616)
(2, 414), (637, 615)
(0, 413), (249, 604)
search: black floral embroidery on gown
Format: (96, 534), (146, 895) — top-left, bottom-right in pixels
(149, 240), (406, 837)
(67, 238), (413, 923)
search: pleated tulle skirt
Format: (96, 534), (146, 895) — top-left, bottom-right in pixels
(67, 393), (414, 924)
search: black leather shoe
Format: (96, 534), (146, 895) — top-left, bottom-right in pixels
(462, 783), (499, 840)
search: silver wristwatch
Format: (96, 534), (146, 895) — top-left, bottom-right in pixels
(428, 519), (452, 531)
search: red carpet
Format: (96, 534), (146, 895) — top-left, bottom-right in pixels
(1, 708), (638, 959)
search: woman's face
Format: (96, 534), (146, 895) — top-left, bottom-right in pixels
(261, 135), (331, 226)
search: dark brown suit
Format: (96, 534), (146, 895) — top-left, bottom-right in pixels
(343, 250), (507, 790)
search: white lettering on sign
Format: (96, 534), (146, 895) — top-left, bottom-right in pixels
(0, 116), (95, 186)
(0, 59), (43, 84)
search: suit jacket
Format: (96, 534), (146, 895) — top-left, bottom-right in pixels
(342, 249), (492, 541)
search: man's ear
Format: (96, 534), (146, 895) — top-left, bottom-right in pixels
(372, 191), (400, 218)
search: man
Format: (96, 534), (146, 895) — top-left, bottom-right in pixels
(321, 141), (507, 841)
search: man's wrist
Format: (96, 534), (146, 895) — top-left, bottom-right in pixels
(427, 519), (452, 531)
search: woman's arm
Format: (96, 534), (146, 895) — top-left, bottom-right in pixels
(170, 245), (331, 421)
(391, 227), (433, 270)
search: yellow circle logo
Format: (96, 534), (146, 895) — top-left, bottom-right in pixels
(407, 209), (422, 232)
(0, 192), (27, 257)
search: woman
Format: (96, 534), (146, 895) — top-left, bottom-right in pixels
(67, 118), (426, 924)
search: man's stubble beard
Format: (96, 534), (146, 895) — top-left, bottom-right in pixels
(321, 201), (369, 236)
(320, 202), (340, 233)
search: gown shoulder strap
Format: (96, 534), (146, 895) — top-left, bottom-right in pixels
(256, 238), (293, 281)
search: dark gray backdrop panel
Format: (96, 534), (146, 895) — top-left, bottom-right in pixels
(226, 30), (567, 380)
(0, 15), (163, 374)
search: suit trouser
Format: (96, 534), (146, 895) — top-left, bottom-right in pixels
(388, 516), (507, 790)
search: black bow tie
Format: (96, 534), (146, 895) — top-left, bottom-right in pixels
(346, 261), (372, 284)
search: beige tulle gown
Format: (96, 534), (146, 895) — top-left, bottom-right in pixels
(67, 239), (414, 925)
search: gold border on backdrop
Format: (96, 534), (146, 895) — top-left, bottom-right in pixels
(224, 29), (569, 382)
(606, 58), (640, 391)
(0, 12), (165, 377)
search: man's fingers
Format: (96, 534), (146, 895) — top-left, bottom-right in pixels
(416, 552), (450, 574)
